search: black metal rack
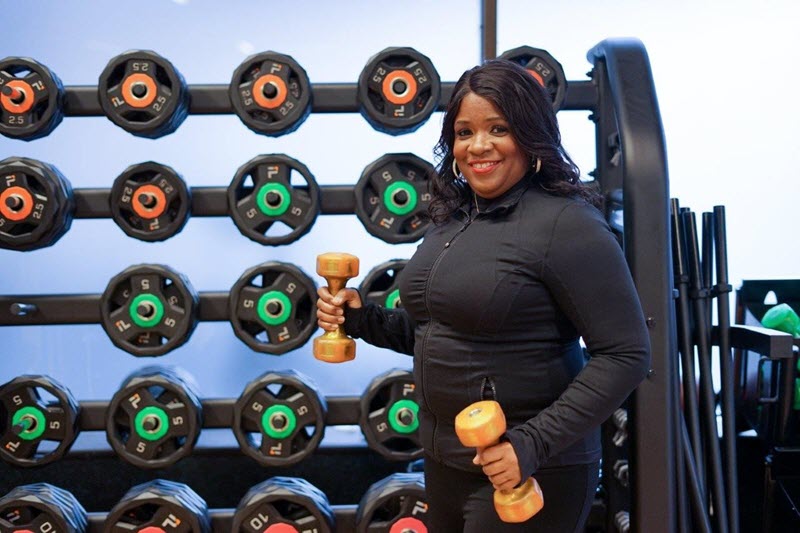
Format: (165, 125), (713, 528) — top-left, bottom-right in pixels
(0, 2), (702, 526)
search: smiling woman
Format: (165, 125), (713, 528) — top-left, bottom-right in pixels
(316, 59), (651, 532)
(452, 92), (529, 200)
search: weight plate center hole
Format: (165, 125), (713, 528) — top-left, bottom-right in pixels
(270, 413), (287, 430)
(397, 407), (415, 426)
(262, 82), (279, 100)
(266, 299), (283, 318)
(137, 192), (159, 210)
(266, 191), (283, 207)
(392, 79), (408, 97)
(2, 85), (25, 104)
(142, 414), (161, 433)
(137, 301), (157, 319)
(392, 189), (409, 207)
(5, 193), (25, 212)
(130, 81), (149, 100)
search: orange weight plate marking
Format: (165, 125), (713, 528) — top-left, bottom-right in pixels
(0, 80), (35, 113)
(131, 184), (167, 219)
(122, 73), (158, 108)
(0, 186), (34, 220)
(382, 70), (417, 105)
(253, 74), (287, 109)
(526, 69), (545, 87)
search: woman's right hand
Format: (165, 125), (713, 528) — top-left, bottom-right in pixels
(316, 286), (362, 331)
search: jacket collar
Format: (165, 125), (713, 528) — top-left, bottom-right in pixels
(470, 173), (534, 217)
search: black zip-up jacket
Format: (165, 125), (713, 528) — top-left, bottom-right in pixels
(344, 175), (651, 478)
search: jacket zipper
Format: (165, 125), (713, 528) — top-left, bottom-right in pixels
(420, 210), (475, 461)
(481, 376), (497, 401)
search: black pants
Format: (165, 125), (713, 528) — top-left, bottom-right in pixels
(424, 456), (600, 532)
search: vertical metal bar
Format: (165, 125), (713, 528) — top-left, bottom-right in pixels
(480, 0), (497, 61)
(714, 205), (739, 533)
(587, 39), (677, 533)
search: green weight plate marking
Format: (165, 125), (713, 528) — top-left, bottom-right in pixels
(388, 399), (419, 434)
(383, 181), (417, 216)
(134, 406), (169, 441)
(257, 291), (292, 326)
(385, 289), (401, 309)
(129, 294), (165, 328)
(262, 404), (297, 439)
(256, 183), (291, 216)
(12, 406), (46, 441)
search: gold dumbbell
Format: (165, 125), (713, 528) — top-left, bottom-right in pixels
(455, 400), (544, 523)
(313, 252), (360, 363)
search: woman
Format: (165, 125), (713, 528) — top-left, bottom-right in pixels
(317, 60), (650, 532)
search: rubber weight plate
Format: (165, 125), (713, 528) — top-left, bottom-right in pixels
(106, 366), (202, 469)
(232, 477), (334, 533)
(0, 156), (74, 251)
(228, 154), (320, 246)
(103, 479), (210, 533)
(100, 264), (199, 356)
(356, 473), (428, 533)
(358, 47), (440, 135)
(229, 262), (317, 354)
(498, 46), (567, 111)
(110, 161), (191, 242)
(0, 483), (87, 533)
(233, 370), (326, 467)
(230, 51), (312, 137)
(0, 57), (64, 141)
(354, 153), (433, 244)
(99, 50), (190, 138)
(359, 259), (408, 309)
(360, 369), (422, 462)
(0, 375), (79, 467)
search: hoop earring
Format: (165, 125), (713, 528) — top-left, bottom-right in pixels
(452, 159), (463, 179)
(533, 158), (542, 174)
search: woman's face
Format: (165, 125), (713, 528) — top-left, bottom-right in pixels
(452, 92), (529, 199)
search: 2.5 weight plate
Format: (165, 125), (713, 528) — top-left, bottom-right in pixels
(230, 51), (312, 137)
(358, 47), (441, 135)
(110, 161), (192, 242)
(0, 57), (64, 141)
(99, 50), (190, 138)
(0, 156), (74, 251)
(499, 46), (568, 111)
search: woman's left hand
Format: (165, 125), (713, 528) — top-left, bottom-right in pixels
(473, 441), (522, 491)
